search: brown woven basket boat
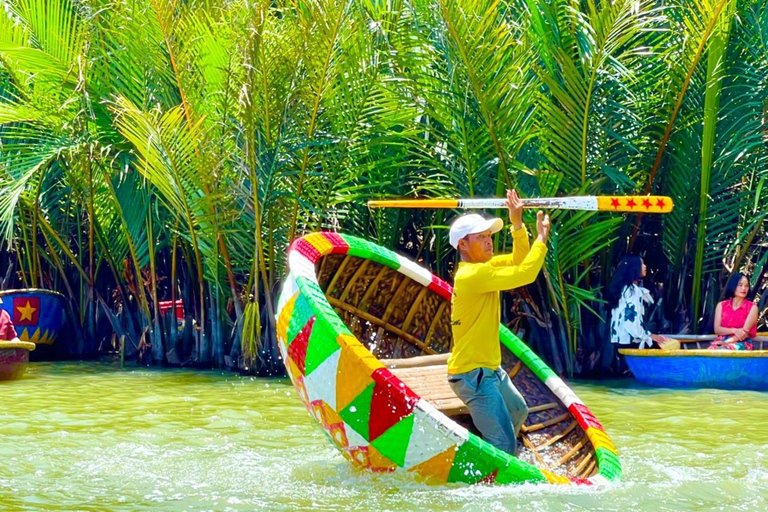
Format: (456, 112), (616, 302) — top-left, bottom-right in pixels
(277, 232), (620, 485)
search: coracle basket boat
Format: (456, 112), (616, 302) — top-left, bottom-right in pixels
(620, 334), (768, 391)
(0, 289), (67, 345)
(276, 232), (621, 485)
(0, 340), (35, 381)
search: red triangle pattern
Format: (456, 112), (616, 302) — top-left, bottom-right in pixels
(368, 367), (420, 441)
(477, 469), (498, 484)
(288, 316), (315, 376)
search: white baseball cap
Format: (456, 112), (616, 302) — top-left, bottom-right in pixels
(448, 214), (503, 249)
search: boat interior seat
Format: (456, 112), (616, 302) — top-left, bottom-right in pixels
(385, 353), (468, 417)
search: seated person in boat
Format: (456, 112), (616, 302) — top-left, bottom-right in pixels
(447, 189), (550, 456)
(607, 256), (667, 349)
(0, 299), (20, 342)
(708, 272), (758, 351)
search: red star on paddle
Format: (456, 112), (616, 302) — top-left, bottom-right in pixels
(610, 198), (620, 209)
(656, 198), (666, 209)
(642, 198), (652, 210)
(626, 198), (637, 209)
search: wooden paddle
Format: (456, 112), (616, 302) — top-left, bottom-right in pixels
(367, 195), (674, 213)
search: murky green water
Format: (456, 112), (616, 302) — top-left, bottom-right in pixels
(2, 361), (767, 511)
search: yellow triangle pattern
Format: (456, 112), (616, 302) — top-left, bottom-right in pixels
(408, 445), (457, 484)
(367, 444), (397, 472)
(335, 343), (376, 412)
(336, 333), (384, 373)
(276, 293), (298, 344)
(20, 328), (55, 345)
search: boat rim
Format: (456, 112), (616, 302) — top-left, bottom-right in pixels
(619, 348), (768, 358)
(0, 288), (66, 298)
(0, 340), (36, 351)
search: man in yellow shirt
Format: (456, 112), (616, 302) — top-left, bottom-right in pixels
(447, 189), (550, 455)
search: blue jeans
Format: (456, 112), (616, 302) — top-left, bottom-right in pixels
(448, 367), (529, 455)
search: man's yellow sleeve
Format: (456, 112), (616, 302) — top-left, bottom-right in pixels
(489, 227), (530, 267)
(461, 241), (548, 294)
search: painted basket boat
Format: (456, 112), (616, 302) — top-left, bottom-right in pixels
(276, 232), (621, 485)
(0, 340), (35, 381)
(620, 335), (768, 390)
(0, 289), (66, 345)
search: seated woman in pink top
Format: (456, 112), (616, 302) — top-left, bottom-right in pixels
(0, 307), (20, 342)
(708, 272), (759, 351)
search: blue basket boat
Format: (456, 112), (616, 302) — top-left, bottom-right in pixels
(0, 289), (67, 346)
(619, 335), (768, 391)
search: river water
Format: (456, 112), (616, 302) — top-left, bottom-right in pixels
(1, 361), (767, 511)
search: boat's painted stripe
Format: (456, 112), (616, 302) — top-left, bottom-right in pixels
(341, 234), (402, 269)
(620, 349), (768, 358)
(568, 477), (594, 486)
(540, 469), (572, 484)
(275, 292), (299, 347)
(303, 232), (335, 255)
(395, 254), (433, 287)
(595, 447), (622, 481)
(569, 403), (605, 432)
(276, 274), (299, 314)
(290, 237), (322, 263)
(287, 250), (319, 283)
(587, 473), (612, 486)
(319, 231), (350, 252)
(428, 275), (453, 299)
(543, 376), (584, 409)
(585, 426), (618, 455)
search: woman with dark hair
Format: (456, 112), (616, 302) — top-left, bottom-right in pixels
(708, 272), (758, 350)
(607, 256), (666, 349)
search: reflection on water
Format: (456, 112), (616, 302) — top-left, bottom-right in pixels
(2, 362), (767, 511)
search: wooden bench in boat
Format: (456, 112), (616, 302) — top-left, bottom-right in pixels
(385, 353), (559, 422)
(385, 353), (469, 416)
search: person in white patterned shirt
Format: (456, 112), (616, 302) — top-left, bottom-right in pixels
(606, 256), (666, 350)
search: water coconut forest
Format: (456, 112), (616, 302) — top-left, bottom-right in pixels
(1, 0), (765, 377)
(2, 0), (768, 510)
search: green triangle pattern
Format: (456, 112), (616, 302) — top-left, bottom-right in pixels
(286, 294), (313, 346)
(447, 435), (504, 484)
(495, 455), (547, 484)
(296, 277), (351, 335)
(305, 317), (341, 375)
(338, 382), (374, 440)
(370, 413), (414, 467)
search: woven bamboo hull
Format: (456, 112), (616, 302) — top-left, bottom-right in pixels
(277, 232), (620, 485)
(0, 341), (35, 381)
(620, 348), (768, 390)
(0, 289), (67, 345)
